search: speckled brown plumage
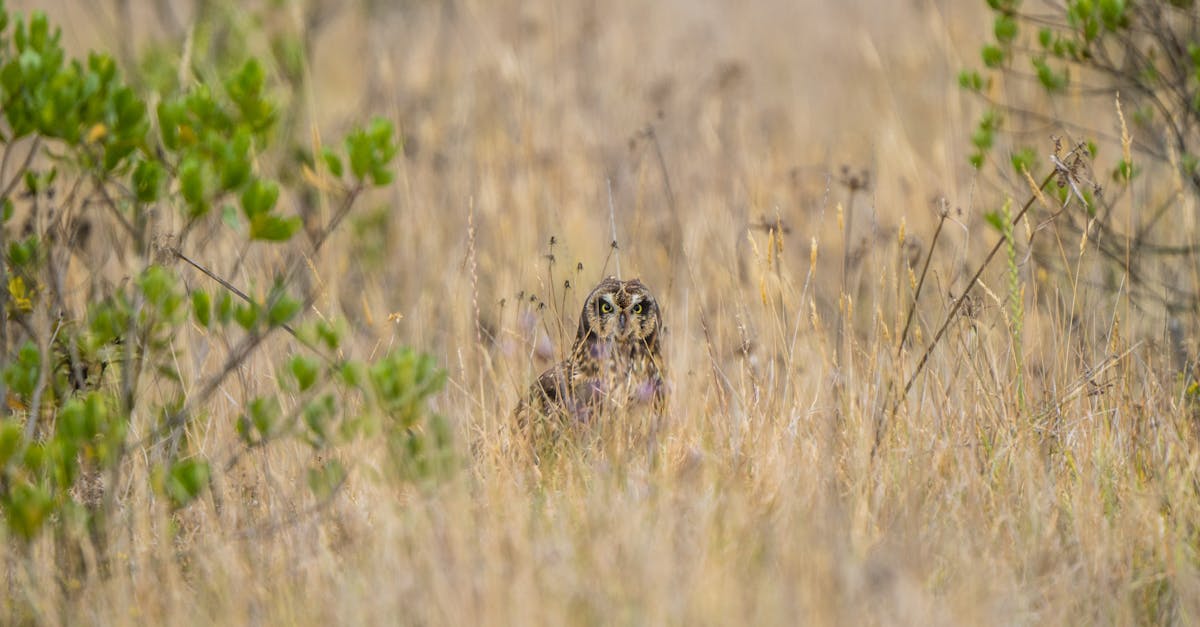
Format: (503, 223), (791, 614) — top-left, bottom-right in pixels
(514, 277), (666, 454)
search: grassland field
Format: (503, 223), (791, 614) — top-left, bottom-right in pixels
(5, 0), (1200, 624)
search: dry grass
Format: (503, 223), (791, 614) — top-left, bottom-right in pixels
(5, 0), (1200, 624)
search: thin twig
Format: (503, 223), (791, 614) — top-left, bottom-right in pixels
(91, 175), (139, 240)
(174, 249), (298, 338)
(147, 184), (365, 447)
(47, 237), (86, 391)
(0, 140), (14, 192)
(901, 170), (1055, 398)
(23, 318), (61, 444)
(0, 137), (42, 206)
(897, 207), (948, 356)
(607, 177), (621, 279)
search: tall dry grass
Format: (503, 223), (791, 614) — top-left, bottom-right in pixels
(5, 0), (1200, 624)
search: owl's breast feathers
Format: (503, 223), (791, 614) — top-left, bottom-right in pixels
(521, 336), (665, 425)
(576, 337), (664, 414)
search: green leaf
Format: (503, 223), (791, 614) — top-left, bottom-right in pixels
(237, 396), (281, 444)
(234, 302), (259, 330)
(1083, 15), (1099, 42)
(267, 292), (301, 327)
(133, 159), (165, 203)
(290, 355), (319, 392)
(982, 44), (1005, 68)
(22, 442), (46, 474)
(0, 421), (23, 468)
(157, 100), (186, 150)
(249, 214), (301, 241)
(971, 125), (993, 152)
(3, 482), (54, 541)
(317, 319), (341, 350)
(299, 318), (344, 351)
(345, 117), (398, 186)
(1033, 57), (1068, 92)
(178, 156), (210, 216)
(8, 235), (38, 266)
(86, 296), (130, 348)
(165, 459), (210, 508)
(216, 291), (234, 325)
(3, 341), (40, 399)
(1099, 0), (1127, 29)
(994, 15), (1017, 43)
(984, 211), (1006, 233)
(957, 70), (983, 92)
(302, 394), (336, 445)
(192, 289), (212, 328)
(1010, 147), (1038, 175)
(338, 360), (366, 388)
(57, 397), (92, 442)
(969, 109), (998, 156)
(1038, 28), (1053, 48)
(240, 179), (279, 219)
(225, 58), (275, 133)
(322, 148), (343, 178)
(307, 459), (345, 500)
(218, 131), (253, 191)
(137, 265), (182, 318)
(368, 349), (447, 428)
(1112, 159), (1134, 182)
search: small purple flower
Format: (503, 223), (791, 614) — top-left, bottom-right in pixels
(633, 378), (661, 403)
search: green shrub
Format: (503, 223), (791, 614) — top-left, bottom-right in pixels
(965, 0), (1200, 312)
(0, 1), (449, 546)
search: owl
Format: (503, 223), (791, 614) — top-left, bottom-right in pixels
(515, 277), (666, 452)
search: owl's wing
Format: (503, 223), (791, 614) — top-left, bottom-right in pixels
(533, 364), (570, 408)
(512, 361), (571, 426)
(511, 362), (577, 465)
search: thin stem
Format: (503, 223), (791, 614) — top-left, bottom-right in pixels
(897, 208), (948, 357)
(607, 177), (621, 279)
(174, 249), (299, 339)
(0, 138), (42, 206)
(901, 171), (1055, 398)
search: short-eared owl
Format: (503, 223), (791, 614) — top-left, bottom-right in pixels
(516, 277), (666, 440)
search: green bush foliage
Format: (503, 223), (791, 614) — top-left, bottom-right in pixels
(964, 0), (1200, 312)
(0, 1), (449, 544)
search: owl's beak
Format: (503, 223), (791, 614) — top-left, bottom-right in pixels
(618, 313), (628, 334)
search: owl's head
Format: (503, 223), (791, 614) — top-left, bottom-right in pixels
(576, 277), (661, 349)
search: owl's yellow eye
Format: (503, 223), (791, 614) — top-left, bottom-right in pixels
(632, 303), (644, 314)
(600, 301), (614, 314)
